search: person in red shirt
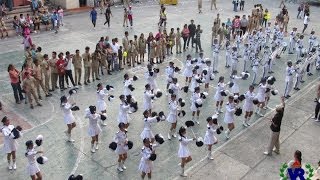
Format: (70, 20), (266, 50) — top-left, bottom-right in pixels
(8, 64), (24, 104)
(56, 53), (66, 91)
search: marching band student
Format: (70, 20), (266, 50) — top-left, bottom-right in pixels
(308, 30), (317, 52)
(235, 31), (242, 51)
(145, 64), (158, 92)
(114, 122), (129, 172)
(224, 96), (236, 139)
(190, 86), (202, 124)
(243, 43), (250, 72)
(139, 138), (155, 179)
(168, 78), (181, 99)
(96, 83), (109, 126)
(255, 78), (267, 117)
(190, 69), (200, 93)
(261, 48), (270, 79)
(204, 116), (219, 160)
(203, 61), (213, 93)
(288, 27), (297, 54)
(284, 61), (296, 99)
(196, 52), (205, 75)
(275, 28), (284, 58)
(225, 41), (231, 68)
(25, 140), (43, 180)
(230, 70), (242, 96)
(140, 110), (160, 143)
(264, 81), (274, 110)
(85, 106), (102, 153)
(178, 126), (195, 177)
(123, 73), (133, 96)
(1, 116), (19, 170)
(265, 22), (272, 45)
(183, 54), (193, 85)
(251, 54), (260, 86)
(212, 38), (220, 73)
(231, 47), (239, 74)
(214, 76), (226, 115)
(166, 62), (175, 95)
(296, 35), (304, 63)
(167, 94), (179, 140)
(293, 64), (303, 91)
(243, 85), (255, 127)
(61, 95), (76, 142)
(143, 84), (155, 113)
(118, 95), (131, 129)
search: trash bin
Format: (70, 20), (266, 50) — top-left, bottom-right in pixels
(160, 0), (178, 5)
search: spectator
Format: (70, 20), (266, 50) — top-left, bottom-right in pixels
(64, 51), (77, 88)
(0, 2), (8, 19)
(187, 19), (196, 48)
(56, 53), (66, 91)
(90, 7), (97, 28)
(41, 10), (50, 31)
(312, 84), (320, 122)
(297, 3), (303, 19)
(264, 96), (285, 155)
(8, 64), (24, 104)
(6, 0), (13, 11)
(104, 4), (112, 27)
(33, 14), (41, 32)
(240, 15), (248, 36)
(181, 24), (189, 51)
(302, 13), (309, 34)
(22, 71), (42, 109)
(31, 0), (39, 15)
(232, 0), (238, 12)
(51, 11), (58, 33)
(283, 12), (289, 33)
(0, 16), (8, 38)
(26, 14), (34, 32)
(304, 3), (310, 17)
(195, 24), (203, 53)
(262, 9), (270, 27)
(57, 6), (64, 26)
(239, 0), (245, 11)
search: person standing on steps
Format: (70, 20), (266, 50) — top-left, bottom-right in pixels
(264, 96), (285, 156)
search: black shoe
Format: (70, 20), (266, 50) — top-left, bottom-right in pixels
(39, 96), (42, 100)
(49, 89), (54, 92)
(46, 94), (52, 97)
(55, 86), (59, 89)
(78, 82), (82, 86)
(108, 72), (112, 75)
(16, 101), (21, 104)
(288, 52), (294, 54)
(84, 82), (88, 85)
(96, 78), (101, 80)
(300, 80), (305, 83)
(87, 80), (91, 83)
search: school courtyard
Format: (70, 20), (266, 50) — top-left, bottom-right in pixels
(0, 0), (320, 179)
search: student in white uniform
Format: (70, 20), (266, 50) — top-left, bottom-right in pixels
(308, 30), (317, 51)
(145, 64), (158, 92)
(139, 138), (155, 179)
(114, 122), (129, 172)
(203, 61), (213, 93)
(123, 73), (133, 96)
(224, 96), (236, 139)
(203, 116), (219, 160)
(225, 41), (231, 68)
(230, 70), (242, 96)
(265, 22), (272, 44)
(165, 62), (175, 95)
(190, 69), (200, 93)
(96, 83), (110, 126)
(85, 106), (102, 153)
(296, 35), (304, 63)
(178, 126), (195, 177)
(251, 54), (260, 86)
(143, 84), (155, 113)
(117, 95), (131, 129)
(212, 38), (220, 73)
(196, 52), (205, 75)
(25, 140), (43, 180)
(183, 54), (193, 85)
(284, 61), (295, 99)
(243, 85), (255, 127)
(255, 78), (267, 117)
(1, 116), (19, 170)
(167, 94), (179, 140)
(168, 78), (181, 99)
(214, 76), (226, 114)
(140, 110), (160, 143)
(190, 86), (202, 124)
(231, 47), (239, 73)
(243, 43), (250, 72)
(288, 27), (297, 54)
(60, 95), (77, 142)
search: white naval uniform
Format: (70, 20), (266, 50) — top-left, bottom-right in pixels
(230, 75), (242, 94)
(284, 66), (295, 97)
(165, 66), (175, 83)
(178, 136), (193, 158)
(214, 82), (225, 101)
(85, 112), (102, 137)
(309, 35), (317, 51)
(243, 47), (250, 72)
(166, 100), (178, 123)
(144, 70), (158, 91)
(138, 145), (154, 173)
(114, 130), (128, 155)
(288, 30), (296, 53)
(252, 59), (259, 84)
(224, 102), (236, 124)
(203, 66), (213, 84)
(256, 83), (267, 102)
(243, 91), (255, 112)
(183, 59), (193, 78)
(140, 117), (158, 140)
(296, 39), (304, 61)
(203, 124), (218, 145)
(190, 92), (201, 111)
(117, 102), (130, 124)
(62, 102), (75, 124)
(123, 79), (133, 96)
(196, 58), (205, 75)
(26, 148), (40, 176)
(190, 74), (200, 92)
(225, 45), (231, 67)
(96, 88), (108, 112)
(212, 43), (220, 71)
(265, 26), (271, 44)
(143, 90), (154, 111)
(1, 125), (18, 153)
(168, 83), (180, 98)
(231, 50), (238, 72)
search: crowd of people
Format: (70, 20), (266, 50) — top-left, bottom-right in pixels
(1, 0), (320, 179)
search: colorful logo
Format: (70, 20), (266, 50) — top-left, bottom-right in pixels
(279, 163), (314, 180)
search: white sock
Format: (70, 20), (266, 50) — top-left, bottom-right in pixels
(225, 129), (230, 135)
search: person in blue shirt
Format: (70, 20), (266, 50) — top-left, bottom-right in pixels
(90, 7), (98, 28)
(51, 11), (58, 33)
